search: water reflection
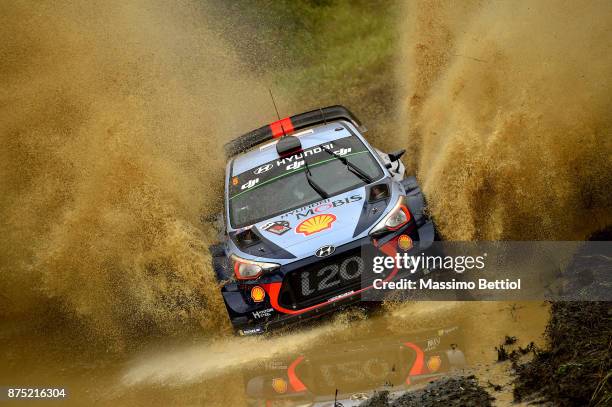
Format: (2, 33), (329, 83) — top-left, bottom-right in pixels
(242, 324), (466, 406)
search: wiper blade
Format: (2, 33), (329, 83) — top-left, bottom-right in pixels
(321, 145), (374, 184)
(305, 171), (329, 199)
(302, 154), (329, 199)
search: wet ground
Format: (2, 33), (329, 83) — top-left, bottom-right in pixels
(0, 301), (549, 406)
(361, 375), (494, 407)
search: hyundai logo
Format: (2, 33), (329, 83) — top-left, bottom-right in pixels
(315, 245), (336, 258)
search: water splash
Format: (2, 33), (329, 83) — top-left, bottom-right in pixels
(399, 0), (612, 240)
(0, 0), (273, 347)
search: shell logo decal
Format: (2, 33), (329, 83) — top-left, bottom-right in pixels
(296, 214), (337, 236)
(251, 286), (266, 303)
(272, 378), (288, 394)
(427, 355), (442, 372)
(398, 234), (413, 251)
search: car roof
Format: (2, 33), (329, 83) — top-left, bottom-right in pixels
(230, 121), (361, 176)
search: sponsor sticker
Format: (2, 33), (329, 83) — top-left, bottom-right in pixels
(438, 326), (458, 337)
(254, 163), (273, 174)
(427, 355), (442, 372)
(336, 147), (352, 156)
(265, 361), (288, 370)
(425, 336), (441, 351)
(262, 220), (291, 235)
(327, 290), (355, 302)
(241, 178), (259, 190)
(228, 135), (373, 199)
(296, 214), (336, 236)
(239, 326), (264, 336)
(282, 195), (363, 220)
(272, 378), (288, 394)
(275, 143), (334, 167)
(252, 308), (274, 319)
(286, 160), (305, 171)
(251, 286), (266, 302)
(398, 234), (413, 251)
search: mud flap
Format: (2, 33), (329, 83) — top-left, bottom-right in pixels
(209, 243), (231, 281)
(402, 176), (442, 240)
(401, 176), (426, 226)
(417, 221), (436, 249)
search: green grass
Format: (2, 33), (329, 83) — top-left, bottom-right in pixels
(266, 0), (398, 101)
(265, 0), (401, 151)
(208, 0), (400, 147)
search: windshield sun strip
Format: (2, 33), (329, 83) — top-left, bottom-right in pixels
(229, 150), (371, 200)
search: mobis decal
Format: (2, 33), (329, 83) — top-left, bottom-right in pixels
(262, 220), (291, 235)
(296, 214), (337, 236)
(282, 195), (363, 220)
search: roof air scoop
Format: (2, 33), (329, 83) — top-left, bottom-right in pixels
(276, 135), (302, 157)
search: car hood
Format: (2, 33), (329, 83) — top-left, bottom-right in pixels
(252, 188), (373, 259)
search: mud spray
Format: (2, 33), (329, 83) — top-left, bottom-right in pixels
(0, 0), (280, 348)
(400, 0), (612, 240)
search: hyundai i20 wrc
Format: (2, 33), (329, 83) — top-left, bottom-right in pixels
(209, 106), (437, 335)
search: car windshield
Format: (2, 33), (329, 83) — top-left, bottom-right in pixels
(228, 135), (383, 228)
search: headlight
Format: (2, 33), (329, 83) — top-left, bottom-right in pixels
(369, 196), (411, 236)
(231, 254), (280, 280)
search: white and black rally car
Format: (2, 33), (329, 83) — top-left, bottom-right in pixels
(208, 106), (437, 335)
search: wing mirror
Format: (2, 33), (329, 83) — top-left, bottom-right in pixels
(388, 149), (406, 162)
(367, 183), (390, 202)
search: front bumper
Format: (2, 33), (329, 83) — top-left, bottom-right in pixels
(222, 219), (437, 335)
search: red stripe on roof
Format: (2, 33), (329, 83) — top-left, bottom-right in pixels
(269, 117), (294, 138)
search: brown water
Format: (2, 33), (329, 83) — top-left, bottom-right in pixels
(1, 0), (610, 405)
(1, 301), (548, 406)
(0, 0), (275, 346)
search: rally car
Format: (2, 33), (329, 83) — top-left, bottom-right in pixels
(209, 105), (437, 335)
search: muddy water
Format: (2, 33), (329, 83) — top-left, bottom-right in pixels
(2, 0), (608, 346)
(1, 301), (548, 406)
(399, 0), (612, 240)
(1, 0), (609, 406)
(0, 0), (270, 345)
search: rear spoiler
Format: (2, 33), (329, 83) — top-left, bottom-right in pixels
(224, 105), (364, 158)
